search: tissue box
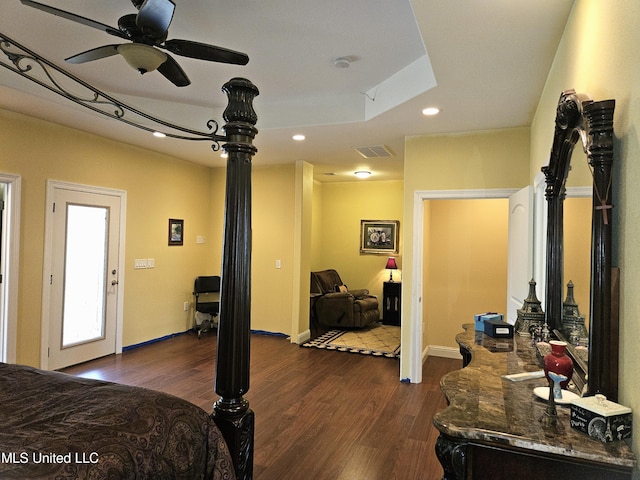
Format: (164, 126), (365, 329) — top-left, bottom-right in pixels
(483, 318), (513, 338)
(570, 395), (632, 442)
(474, 312), (503, 331)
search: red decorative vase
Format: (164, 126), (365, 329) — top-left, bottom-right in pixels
(543, 340), (574, 389)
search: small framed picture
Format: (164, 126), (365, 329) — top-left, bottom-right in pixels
(360, 220), (399, 254)
(168, 218), (184, 246)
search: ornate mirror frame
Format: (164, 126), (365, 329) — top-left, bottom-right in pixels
(542, 90), (617, 400)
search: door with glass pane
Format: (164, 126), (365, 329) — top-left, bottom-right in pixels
(48, 187), (122, 370)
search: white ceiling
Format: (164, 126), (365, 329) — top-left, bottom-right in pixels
(0, 0), (574, 182)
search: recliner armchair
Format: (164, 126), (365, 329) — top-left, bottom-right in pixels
(310, 269), (379, 328)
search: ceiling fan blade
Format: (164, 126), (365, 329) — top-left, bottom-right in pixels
(20, 0), (127, 39)
(163, 39), (249, 65)
(65, 45), (120, 64)
(157, 55), (190, 87)
(136, 0), (175, 40)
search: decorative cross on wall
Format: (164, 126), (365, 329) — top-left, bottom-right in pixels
(595, 199), (613, 225)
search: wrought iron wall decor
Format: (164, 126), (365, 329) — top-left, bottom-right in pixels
(0, 32), (226, 149)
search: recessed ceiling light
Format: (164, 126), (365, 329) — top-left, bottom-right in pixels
(354, 171), (371, 179)
(422, 107), (440, 116)
(153, 131), (166, 138)
(292, 134), (306, 141)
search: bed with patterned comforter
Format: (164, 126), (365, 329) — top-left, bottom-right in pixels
(0, 362), (235, 479)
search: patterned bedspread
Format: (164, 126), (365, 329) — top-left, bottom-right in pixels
(0, 362), (235, 480)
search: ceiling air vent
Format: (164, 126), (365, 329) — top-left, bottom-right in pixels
(353, 145), (395, 158)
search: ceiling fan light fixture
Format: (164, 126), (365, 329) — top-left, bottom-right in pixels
(117, 43), (167, 74)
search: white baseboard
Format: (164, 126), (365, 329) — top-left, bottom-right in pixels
(423, 345), (462, 362)
(296, 329), (311, 344)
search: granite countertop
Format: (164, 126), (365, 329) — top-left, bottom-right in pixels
(433, 324), (636, 469)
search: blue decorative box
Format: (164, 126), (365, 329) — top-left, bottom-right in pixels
(474, 312), (503, 331)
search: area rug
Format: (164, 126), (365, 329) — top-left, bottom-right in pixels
(303, 323), (400, 359)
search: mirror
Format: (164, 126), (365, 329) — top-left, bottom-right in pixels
(564, 143), (594, 333)
(542, 90), (617, 401)
(563, 193), (591, 339)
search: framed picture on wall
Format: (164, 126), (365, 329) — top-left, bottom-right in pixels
(360, 220), (399, 254)
(168, 218), (184, 246)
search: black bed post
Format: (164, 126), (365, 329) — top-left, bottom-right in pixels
(213, 77), (259, 480)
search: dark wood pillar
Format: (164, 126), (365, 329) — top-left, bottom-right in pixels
(213, 77), (259, 480)
(584, 99), (616, 400)
(544, 182), (565, 332)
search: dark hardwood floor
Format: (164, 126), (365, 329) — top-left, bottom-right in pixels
(62, 331), (460, 480)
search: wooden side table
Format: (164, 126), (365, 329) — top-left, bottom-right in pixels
(382, 281), (401, 325)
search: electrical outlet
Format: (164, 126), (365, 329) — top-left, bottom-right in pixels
(183, 302), (189, 311)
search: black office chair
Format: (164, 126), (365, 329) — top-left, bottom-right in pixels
(193, 276), (221, 338)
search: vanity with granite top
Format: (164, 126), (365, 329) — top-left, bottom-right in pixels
(432, 324), (636, 480)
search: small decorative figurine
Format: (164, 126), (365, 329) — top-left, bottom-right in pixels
(548, 371), (568, 400)
(561, 281), (589, 345)
(515, 279), (545, 336)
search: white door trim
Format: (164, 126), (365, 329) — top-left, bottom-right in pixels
(406, 188), (519, 383)
(41, 180), (127, 370)
(0, 173), (21, 364)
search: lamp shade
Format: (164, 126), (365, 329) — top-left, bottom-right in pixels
(385, 257), (398, 282)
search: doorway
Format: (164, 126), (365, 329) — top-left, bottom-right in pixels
(422, 197), (510, 352)
(0, 173), (21, 363)
(404, 188), (518, 383)
(41, 181), (126, 370)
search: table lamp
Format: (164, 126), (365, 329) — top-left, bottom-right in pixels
(385, 257), (398, 282)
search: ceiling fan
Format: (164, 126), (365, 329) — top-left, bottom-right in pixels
(20, 0), (249, 87)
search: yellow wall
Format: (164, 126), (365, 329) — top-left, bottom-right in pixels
(402, 127), (530, 378)
(292, 161), (314, 341)
(423, 199), (508, 349)
(529, 0), (640, 464)
(0, 109), (218, 366)
(311, 180), (323, 270)
(0, 109), (308, 364)
(314, 180), (404, 306)
(250, 164), (296, 335)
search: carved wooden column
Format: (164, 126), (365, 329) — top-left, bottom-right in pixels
(583, 99), (616, 400)
(542, 90), (581, 332)
(213, 77), (259, 480)
(435, 435), (468, 480)
(543, 177), (565, 333)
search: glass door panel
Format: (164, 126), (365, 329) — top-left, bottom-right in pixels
(62, 204), (108, 347)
